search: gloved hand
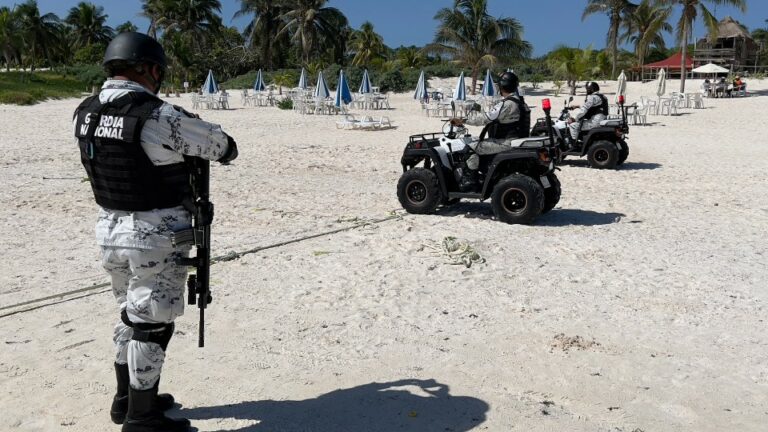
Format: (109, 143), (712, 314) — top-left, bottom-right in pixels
(449, 118), (465, 126)
(218, 134), (238, 164)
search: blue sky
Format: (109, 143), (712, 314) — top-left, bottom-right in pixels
(3, 0), (766, 56)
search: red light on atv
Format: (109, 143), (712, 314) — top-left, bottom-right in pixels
(414, 141), (423, 149)
(619, 95), (625, 105)
(542, 99), (551, 111)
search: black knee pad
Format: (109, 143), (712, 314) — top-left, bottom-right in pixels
(122, 310), (174, 350)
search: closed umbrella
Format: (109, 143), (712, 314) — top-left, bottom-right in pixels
(453, 71), (466, 101)
(298, 67), (308, 89)
(203, 69), (218, 95)
(335, 69), (353, 107)
(413, 70), (427, 101)
(481, 69), (496, 97)
(615, 70), (627, 104)
(656, 68), (667, 99)
(359, 69), (373, 94)
(314, 71), (330, 99)
(253, 69), (265, 92)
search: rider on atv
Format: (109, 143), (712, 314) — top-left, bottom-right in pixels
(568, 81), (608, 149)
(449, 71), (531, 191)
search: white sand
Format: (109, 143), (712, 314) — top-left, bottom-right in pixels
(1, 78), (766, 431)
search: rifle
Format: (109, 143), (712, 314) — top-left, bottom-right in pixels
(172, 157), (213, 348)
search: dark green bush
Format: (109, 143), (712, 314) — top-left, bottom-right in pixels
(276, 97), (293, 110)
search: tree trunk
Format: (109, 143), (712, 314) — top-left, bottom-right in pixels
(611, 21), (618, 79)
(680, 22), (688, 93)
(471, 68), (478, 96)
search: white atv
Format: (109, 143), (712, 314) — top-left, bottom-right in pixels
(397, 102), (561, 225)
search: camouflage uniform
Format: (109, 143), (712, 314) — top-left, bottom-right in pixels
(569, 93), (608, 140)
(78, 79), (231, 390)
(464, 96), (523, 170)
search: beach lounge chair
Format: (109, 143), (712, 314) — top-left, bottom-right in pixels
(335, 114), (359, 129)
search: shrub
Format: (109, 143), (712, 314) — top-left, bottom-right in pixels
(276, 97), (293, 110)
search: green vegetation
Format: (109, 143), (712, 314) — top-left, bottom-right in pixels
(0, 71), (86, 104)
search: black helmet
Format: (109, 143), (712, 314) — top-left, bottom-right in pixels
(586, 81), (600, 95)
(103, 32), (167, 70)
(499, 71), (519, 93)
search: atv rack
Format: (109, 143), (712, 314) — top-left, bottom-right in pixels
(409, 133), (442, 144)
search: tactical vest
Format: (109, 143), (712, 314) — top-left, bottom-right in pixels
(74, 92), (191, 211)
(584, 93), (609, 120)
(486, 95), (531, 140)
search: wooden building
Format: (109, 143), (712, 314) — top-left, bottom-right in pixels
(693, 16), (759, 70)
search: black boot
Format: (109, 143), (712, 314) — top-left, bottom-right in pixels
(111, 364), (176, 424)
(122, 385), (190, 432)
(458, 169), (479, 192)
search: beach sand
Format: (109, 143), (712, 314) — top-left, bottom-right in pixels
(0, 78), (766, 431)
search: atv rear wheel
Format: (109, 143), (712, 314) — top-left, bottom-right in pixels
(542, 174), (561, 214)
(491, 174), (545, 225)
(587, 140), (619, 169)
(397, 168), (442, 214)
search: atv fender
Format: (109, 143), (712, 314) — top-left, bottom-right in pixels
(401, 147), (454, 199)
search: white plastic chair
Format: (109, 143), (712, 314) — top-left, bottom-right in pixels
(692, 93), (705, 109)
(191, 94), (200, 109)
(632, 104), (648, 125)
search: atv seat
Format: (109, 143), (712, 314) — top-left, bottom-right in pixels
(599, 119), (623, 127)
(507, 136), (551, 148)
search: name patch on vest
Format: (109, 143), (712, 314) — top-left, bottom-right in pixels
(75, 112), (139, 143)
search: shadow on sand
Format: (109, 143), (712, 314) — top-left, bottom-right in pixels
(538, 209), (625, 226)
(180, 379), (489, 432)
(560, 159), (662, 170)
(437, 203), (624, 226)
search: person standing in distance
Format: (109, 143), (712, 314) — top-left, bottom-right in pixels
(450, 71), (531, 191)
(73, 32), (238, 432)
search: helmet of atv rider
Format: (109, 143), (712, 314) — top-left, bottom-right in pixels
(499, 71), (520, 94)
(586, 81), (600, 95)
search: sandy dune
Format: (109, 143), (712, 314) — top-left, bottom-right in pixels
(0, 78), (766, 431)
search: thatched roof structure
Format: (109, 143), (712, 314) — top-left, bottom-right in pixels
(715, 16), (752, 40)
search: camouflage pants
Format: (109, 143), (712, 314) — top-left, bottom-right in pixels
(466, 139), (513, 170)
(101, 246), (189, 390)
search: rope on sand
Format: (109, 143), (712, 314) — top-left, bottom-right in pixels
(421, 236), (485, 268)
(0, 211), (404, 319)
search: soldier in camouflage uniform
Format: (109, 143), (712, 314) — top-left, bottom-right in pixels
(74, 33), (238, 432)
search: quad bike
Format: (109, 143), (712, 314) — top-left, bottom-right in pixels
(397, 100), (561, 225)
(530, 96), (630, 169)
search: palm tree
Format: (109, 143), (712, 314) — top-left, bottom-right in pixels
(621, 0), (672, 69)
(140, 0), (168, 38)
(116, 21), (138, 34)
(546, 45), (595, 95)
(234, 0), (284, 69)
(395, 46), (426, 68)
(66, 2), (114, 48)
(429, 0), (531, 94)
(16, 0), (61, 70)
(655, 0), (747, 92)
(276, 0), (348, 65)
(349, 21), (386, 67)
(0, 6), (22, 70)
(582, 0), (638, 80)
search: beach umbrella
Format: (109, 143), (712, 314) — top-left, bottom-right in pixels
(413, 70), (427, 101)
(359, 69), (373, 94)
(692, 63), (729, 75)
(481, 69), (496, 97)
(335, 69), (353, 107)
(453, 71), (466, 101)
(615, 70), (627, 103)
(203, 69), (218, 94)
(314, 71), (330, 99)
(656, 68), (667, 98)
(298, 67), (308, 89)
(253, 69), (266, 92)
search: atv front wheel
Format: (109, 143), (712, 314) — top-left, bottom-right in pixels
(397, 168), (442, 214)
(587, 140), (619, 169)
(542, 174), (561, 214)
(491, 174), (545, 225)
